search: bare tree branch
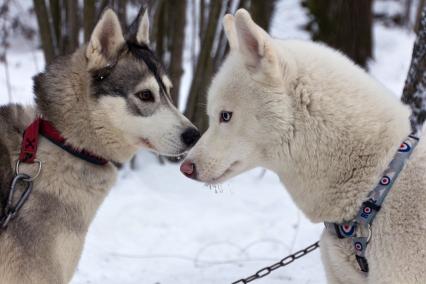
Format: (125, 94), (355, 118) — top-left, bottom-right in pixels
(84, 0), (96, 42)
(66, 0), (79, 54)
(33, 0), (56, 63)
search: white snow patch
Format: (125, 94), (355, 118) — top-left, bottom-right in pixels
(369, 24), (415, 96)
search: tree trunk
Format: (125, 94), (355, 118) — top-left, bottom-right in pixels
(213, 0), (234, 69)
(97, 0), (110, 20)
(84, 0), (96, 42)
(33, 0), (56, 64)
(402, 6), (426, 131)
(237, 0), (250, 10)
(49, 0), (61, 54)
(415, 0), (426, 33)
(154, 1), (166, 59)
(404, 0), (413, 27)
(185, 0), (223, 132)
(65, 0), (79, 54)
(117, 0), (127, 27)
(199, 0), (205, 41)
(168, 0), (187, 106)
(190, 0), (197, 69)
(306, 0), (373, 68)
(249, 0), (276, 31)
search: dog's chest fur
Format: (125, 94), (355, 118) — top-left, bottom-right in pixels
(0, 105), (117, 283)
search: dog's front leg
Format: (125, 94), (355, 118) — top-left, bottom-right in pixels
(320, 230), (367, 284)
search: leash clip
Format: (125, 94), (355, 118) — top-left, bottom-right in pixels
(1, 174), (33, 229)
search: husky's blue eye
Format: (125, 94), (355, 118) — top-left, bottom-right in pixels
(220, 111), (233, 123)
(136, 90), (154, 102)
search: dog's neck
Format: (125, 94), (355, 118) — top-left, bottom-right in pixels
(33, 48), (138, 163)
(264, 49), (411, 223)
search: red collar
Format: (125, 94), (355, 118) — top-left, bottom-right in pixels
(19, 118), (108, 166)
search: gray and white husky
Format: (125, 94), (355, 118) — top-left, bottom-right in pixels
(0, 9), (199, 284)
(181, 9), (426, 284)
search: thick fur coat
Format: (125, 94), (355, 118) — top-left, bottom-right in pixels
(182, 9), (426, 283)
(0, 9), (197, 283)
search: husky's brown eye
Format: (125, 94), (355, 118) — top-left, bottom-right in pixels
(136, 90), (154, 102)
(220, 111), (233, 123)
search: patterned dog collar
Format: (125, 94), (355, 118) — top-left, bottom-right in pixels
(325, 132), (420, 273)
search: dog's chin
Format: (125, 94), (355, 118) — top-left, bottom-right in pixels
(148, 147), (189, 159)
(159, 150), (188, 159)
(203, 161), (241, 185)
(135, 137), (190, 159)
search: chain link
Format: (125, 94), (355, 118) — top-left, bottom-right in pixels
(231, 241), (320, 284)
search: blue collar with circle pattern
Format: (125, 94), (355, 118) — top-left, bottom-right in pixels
(325, 132), (420, 273)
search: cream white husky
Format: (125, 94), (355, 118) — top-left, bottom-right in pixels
(181, 9), (426, 284)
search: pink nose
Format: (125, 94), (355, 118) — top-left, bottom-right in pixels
(180, 160), (197, 179)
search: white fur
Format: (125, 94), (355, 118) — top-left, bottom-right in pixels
(184, 9), (426, 283)
(223, 15), (238, 50)
(98, 94), (193, 157)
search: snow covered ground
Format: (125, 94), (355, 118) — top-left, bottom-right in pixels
(0, 1), (415, 283)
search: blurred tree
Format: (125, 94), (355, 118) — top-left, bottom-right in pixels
(415, 0), (426, 33)
(185, 0), (223, 132)
(33, 0), (130, 63)
(404, 0), (413, 27)
(185, 0), (277, 133)
(152, 0), (186, 106)
(83, 0), (96, 42)
(403, 5), (426, 130)
(49, 0), (61, 53)
(34, 0), (56, 64)
(250, 0), (276, 32)
(65, 0), (79, 54)
(305, 0), (373, 68)
(0, 0), (36, 100)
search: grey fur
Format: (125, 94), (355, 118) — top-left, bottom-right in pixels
(0, 8), (196, 283)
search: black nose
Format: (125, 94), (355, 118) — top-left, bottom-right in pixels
(181, 127), (200, 147)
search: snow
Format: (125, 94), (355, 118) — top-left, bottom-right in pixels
(0, 1), (416, 283)
(374, 0), (404, 19)
(369, 24), (415, 96)
(72, 153), (324, 284)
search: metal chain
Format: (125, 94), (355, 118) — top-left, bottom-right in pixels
(231, 241), (320, 284)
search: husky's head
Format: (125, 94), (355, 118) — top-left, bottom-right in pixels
(86, 9), (200, 161)
(35, 8), (199, 163)
(181, 9), (295, 183)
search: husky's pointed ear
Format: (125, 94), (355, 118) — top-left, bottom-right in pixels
(127, 7), (150, 45)
(234, 9), (279, 75)
(223, 14), (238, 50)
(86, 9), (124, 69)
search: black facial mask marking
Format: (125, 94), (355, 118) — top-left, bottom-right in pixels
(126, 41), (169, 100)
(90, 41), (169, 102)
(92, 64), (115, 82)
